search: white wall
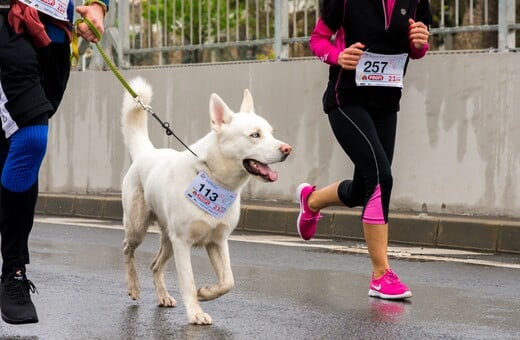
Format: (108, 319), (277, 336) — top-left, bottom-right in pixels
(39, 53), (520, 218)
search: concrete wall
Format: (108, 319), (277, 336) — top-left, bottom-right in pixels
(39, 53), (520, 219)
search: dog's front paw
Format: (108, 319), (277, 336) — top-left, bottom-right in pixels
(157, 295), (176, 307)
(188, 312), (213, 325)
(197, 286), (215, 301)
(197, 283), (233, 301)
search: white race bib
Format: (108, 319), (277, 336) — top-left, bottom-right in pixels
(355, 52), (408, 88)
(18, 0), (69, 21)
(185, 171), (237, 219)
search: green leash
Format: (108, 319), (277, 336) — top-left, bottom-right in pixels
(72, 17), (198, 157)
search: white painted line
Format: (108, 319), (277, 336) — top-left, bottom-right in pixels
(36, 216), (126, 231)
(34, 216), (520, 269)
(229, 235), (520, 269)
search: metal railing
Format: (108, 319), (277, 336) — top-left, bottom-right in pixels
(112, 0), (322, 66)
(87, 0), (518, 69)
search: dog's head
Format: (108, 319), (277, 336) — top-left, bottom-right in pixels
(208, 89), (291, 182)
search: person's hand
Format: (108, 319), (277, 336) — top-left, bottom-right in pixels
(408, 18), (429, 50)
(75, 3), (106, 43)
(337, 42), (365, 70)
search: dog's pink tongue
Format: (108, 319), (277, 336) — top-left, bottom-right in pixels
(257, 163), (278, 182)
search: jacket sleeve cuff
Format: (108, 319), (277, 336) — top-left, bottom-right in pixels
(85, 0), (109, 14)
(409, 42), (429, 59)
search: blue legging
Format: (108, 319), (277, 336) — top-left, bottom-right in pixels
(328, 105), (397, 224)
(1, 124), (48, 192)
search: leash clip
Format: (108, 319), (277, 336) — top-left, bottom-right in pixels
(134, 96), (153, 113)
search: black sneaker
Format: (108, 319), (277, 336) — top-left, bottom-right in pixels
(0, 269), (39, 324)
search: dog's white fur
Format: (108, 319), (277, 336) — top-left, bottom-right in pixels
(120, 77), (291, 325)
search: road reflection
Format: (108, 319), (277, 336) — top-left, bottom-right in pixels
(369, 298), (410, 323)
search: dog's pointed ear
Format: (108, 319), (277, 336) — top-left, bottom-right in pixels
(209, 93), (233, 132)
(239, 89), (255, 113)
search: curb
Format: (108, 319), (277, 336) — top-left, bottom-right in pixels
(36, 193), (520, 254)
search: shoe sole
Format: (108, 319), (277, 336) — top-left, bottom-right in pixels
(368, 289), (412, 300)
(296, 183), (311, 240)
(1, 313), (39, 324)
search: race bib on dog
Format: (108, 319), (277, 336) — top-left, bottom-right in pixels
(185, 171), (237, 219)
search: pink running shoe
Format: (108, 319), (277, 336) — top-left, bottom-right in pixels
(368, 269), (412, 300)
(296, 183), (321, 240)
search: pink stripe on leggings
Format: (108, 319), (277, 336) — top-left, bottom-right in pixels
(362, 184), (385, 224)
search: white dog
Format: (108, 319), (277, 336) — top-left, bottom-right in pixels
(120, 77), (291, 325)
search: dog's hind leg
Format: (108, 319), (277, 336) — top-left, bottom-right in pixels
(197, 239), (235, 301)
(122, 188), (151, 301)
(172, 237), (212, 325)
(123, 217), (142, 300)
(151, 229), (177, 307)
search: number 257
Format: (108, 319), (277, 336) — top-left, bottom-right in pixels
(363, 61), (388, 73)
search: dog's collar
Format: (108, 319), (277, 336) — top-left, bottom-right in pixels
(197, 161), (243, 192)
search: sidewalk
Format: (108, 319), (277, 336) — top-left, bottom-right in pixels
(35, 193), (520, 254)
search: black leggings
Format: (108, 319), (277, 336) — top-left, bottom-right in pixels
(328, 105), (397, 224)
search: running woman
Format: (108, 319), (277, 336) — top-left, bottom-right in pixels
(297, 0), (432, 299)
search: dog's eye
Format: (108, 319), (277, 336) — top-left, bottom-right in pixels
(250, 132), (261, 138)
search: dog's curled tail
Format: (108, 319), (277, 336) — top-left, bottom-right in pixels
(121, 77), (154, 159)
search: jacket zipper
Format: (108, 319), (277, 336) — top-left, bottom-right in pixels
(382, 0), (390, 30)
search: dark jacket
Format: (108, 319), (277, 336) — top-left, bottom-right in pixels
(320, 0), (432, 112)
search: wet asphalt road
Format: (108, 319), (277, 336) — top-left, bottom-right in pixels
(0, 217), (519, 340)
